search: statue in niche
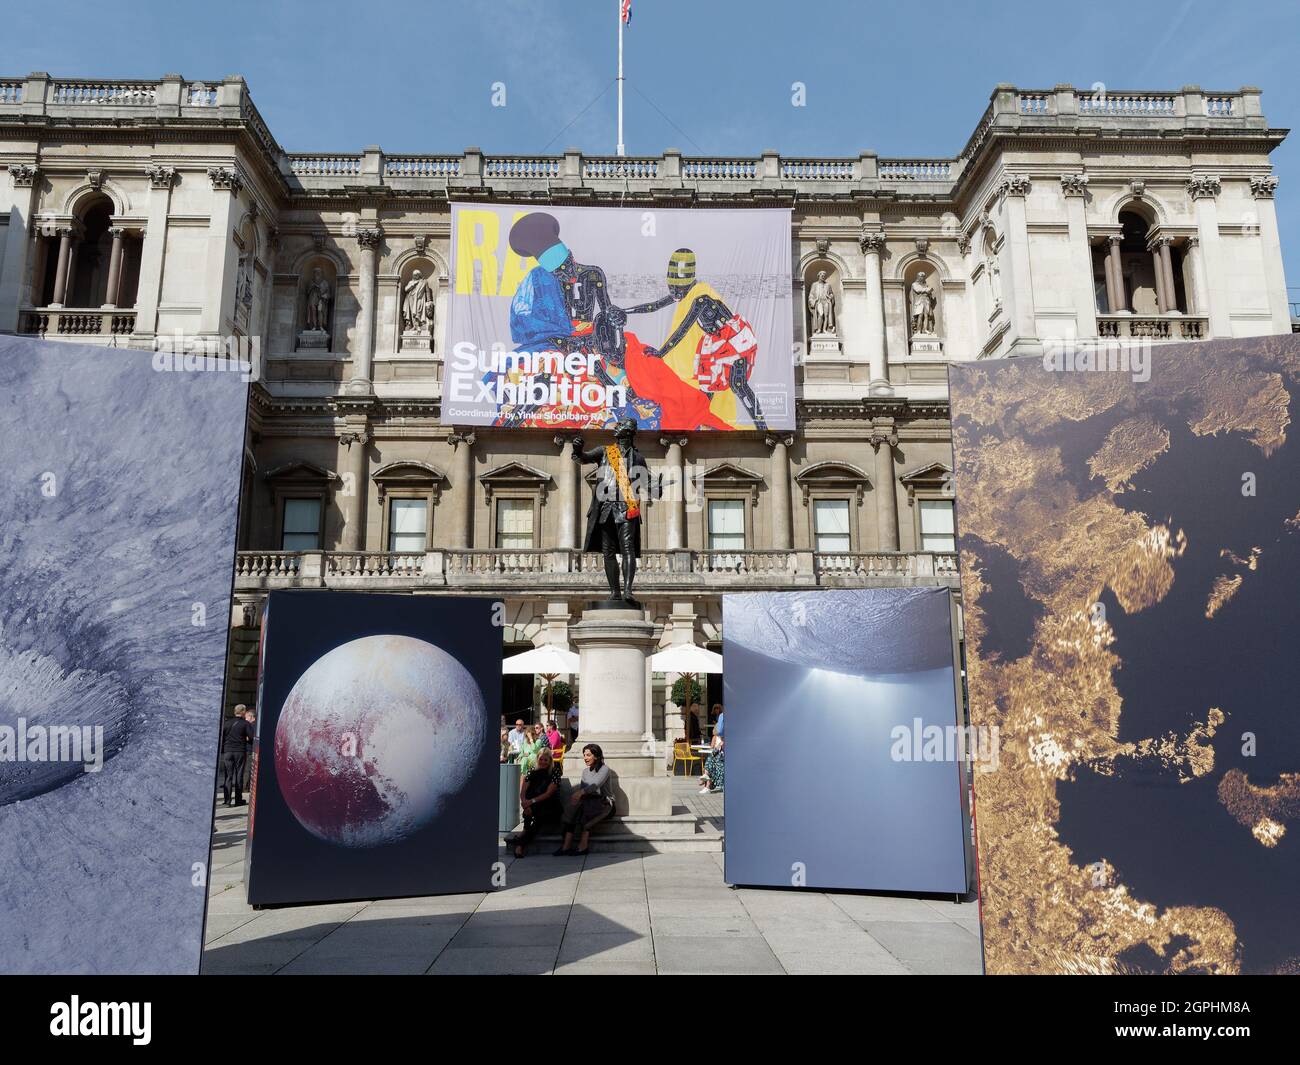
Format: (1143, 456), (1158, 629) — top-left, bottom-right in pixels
(808, 269), (837, 335)
(237, 254), (254, 309)
(402, 268), (435, 333)
(304, 267), (331, 332)
(909, 271), (937, 336)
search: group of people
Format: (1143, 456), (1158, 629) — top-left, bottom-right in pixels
(219, 704), (256, 807)
(500, 715), (571, 773)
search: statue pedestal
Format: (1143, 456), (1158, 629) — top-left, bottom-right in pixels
(909, 334), (944, 357)
(808, 333), (843, 357)
(399, 329), (432, 353)
(565, 606), (672, 817)
(296, 328), (329, 352)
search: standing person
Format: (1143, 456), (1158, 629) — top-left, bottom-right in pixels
(700, 706), (725, 796)
(220, 708), (251, 807)
(242, 709), (257, 793)
(507, 747), (562, 858)
(566, 702), (580, 746)
(506, 718), (527, 762)
(554, 744), (614, 857)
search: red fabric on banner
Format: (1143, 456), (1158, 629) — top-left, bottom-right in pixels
(623, 331), (731, 431)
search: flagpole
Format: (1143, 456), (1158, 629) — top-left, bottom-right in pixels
(616, 0), (625, 157)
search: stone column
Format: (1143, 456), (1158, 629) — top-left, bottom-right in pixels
(0, 163), (41, 331)
(554, 435), (579, 549)
(658, 435), (687, 549)
(1249, 175), (1291, 333)
(50, 227), (74, 308)
(103, 227), (126, 309)
(1158, 238), (1178, 313)
(448, 431), (476, 549)
(133, 165), (176, 342)
(201, 167), (242, 338)
(858, 227), (890, 392)
(347, 226), (381, 395)
(871, 424), (900, 551)
(1148, 238), (1171, 313)
(765, 433), (794, 550)
(338, 422), (370, 552)
(1060, 175), (1096, 337)
(1188, 176), (1229, 337)
(565, 606), (671, 817)
(1185, 236), (1207, 316)
(1106, 235), (1126, 313)
(1000, 175), (1038, 345)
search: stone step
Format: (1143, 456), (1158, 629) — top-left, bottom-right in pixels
(506, 825), (725, 854)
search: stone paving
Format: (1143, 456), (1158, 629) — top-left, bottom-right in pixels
(202, 780), (983, 975)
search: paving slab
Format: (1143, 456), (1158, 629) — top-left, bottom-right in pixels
(653, 934), (785, 975)
(861, 920), (985, 975)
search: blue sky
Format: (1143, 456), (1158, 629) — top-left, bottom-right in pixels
(7, 0), (1298, 290)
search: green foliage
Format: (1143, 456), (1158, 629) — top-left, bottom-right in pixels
(670, 676), (705, 708)
(543, 680), (573, 716)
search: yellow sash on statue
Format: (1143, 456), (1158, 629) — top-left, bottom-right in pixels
(605, 444), (640, 520)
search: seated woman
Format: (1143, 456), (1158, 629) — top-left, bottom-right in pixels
(554, 743), (614, 857)
(508, 746), (561, 858)
(545, 719), (564, 749)
(699, 706), (724, 795)
(517, 725), (551, 775)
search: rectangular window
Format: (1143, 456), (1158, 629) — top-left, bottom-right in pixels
(281, 498), (322, 551)
(388, 498), (427, 553)
(708, 499), (745, 551)
(496, 498), (534, 549)
(813, 498), (851, 553)
(919, 499), (956, 552)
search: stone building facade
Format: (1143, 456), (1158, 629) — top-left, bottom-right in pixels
(0, 75), (1291, 739)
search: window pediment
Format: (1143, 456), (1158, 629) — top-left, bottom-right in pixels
(795, 461), (871, 506)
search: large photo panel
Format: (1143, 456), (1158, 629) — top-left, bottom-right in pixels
(443, 202), (794, 432)
(0, 336), (248, 974)
(245, 591), (500, 907)
(723, 588), (971, 895)
(950, 334), (1300, 974)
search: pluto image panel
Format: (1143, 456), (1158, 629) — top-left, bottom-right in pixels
(723, 588), (971, 895)
(0, 336), (248, 974)
(245, 592), (500, 907)
(949, 334), (1300, 975)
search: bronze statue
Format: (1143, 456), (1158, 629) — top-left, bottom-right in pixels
(571, 418), (650, 604)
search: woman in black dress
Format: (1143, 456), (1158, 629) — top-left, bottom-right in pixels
(510, 746), (561, 858)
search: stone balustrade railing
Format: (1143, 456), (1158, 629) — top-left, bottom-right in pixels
(234, 549), (960, 592)
(289, 155), (362, 177)
(1096, 314), (1208, 340)
(0, 75), (1266, 200)
(21, 308), (136, 337)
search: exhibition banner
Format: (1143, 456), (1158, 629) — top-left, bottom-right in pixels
(723, 588), (972, 896)
(244, 592), (500, 907)
(443, 203), (794, 431)
(950, 333), (1300, 975)
(0, 336), (247, 974)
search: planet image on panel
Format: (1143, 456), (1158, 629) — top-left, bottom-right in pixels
(274, 634), (487, 848)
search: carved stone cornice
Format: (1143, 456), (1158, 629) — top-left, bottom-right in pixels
(763, 434), (795, 449)
(657, 435), (688, 450)
(869, 426), (900, 450)
(448, 430), (477, 449)
(338, 429), (370, 448)
(1060, 172), (1089, 196)
(1250, 174), (1279, 199)
(1186, 175), (1221, 200)
(7, 163), (39, 187)
(147, 164), (177, 189)
(356, 227), (383, 250)
(858, 227), (887, 254)
(208, 166), (243, 195)
(1146, 235), (1173, 252)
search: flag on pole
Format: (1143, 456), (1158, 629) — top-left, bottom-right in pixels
(621, 0), (632, 25)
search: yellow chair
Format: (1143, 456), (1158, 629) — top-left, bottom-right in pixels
(672, 739), (702, 777)
(553, 743), (566, 768)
